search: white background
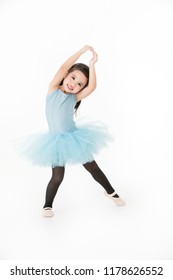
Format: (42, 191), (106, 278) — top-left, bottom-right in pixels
(0, 0), (173, 260)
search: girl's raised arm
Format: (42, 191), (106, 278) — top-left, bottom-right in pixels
(76, 50), (98, 101)
(48, 45), (94, 94)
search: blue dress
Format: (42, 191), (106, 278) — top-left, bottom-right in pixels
(18, 89), (113, 167)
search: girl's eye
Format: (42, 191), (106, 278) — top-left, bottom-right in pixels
(78, 83), (82, 87)
(71, 76), (75, 80)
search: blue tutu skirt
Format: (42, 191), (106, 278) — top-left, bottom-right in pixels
(17, 121), (113, 167)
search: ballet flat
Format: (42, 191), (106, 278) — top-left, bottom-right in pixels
(104, 191), (126, 206)
(42, 207), (54, 217)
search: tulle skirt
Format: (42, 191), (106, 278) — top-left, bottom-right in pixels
(17, 121), (113, 167)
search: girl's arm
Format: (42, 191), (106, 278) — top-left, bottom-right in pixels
(76, 50), (98, 102)
(48, 45), (94, 94)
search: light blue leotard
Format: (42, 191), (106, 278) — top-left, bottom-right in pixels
(19, 88), (113, 167)
(46, 89), (76, 133)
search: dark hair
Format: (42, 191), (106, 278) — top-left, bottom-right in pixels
(68, 63), (89, 112)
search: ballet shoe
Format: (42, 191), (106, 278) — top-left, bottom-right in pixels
(104, 191), (126, 206)
(42, 207), (54, 217)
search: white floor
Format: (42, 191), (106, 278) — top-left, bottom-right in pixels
(0, 148), (173, 260)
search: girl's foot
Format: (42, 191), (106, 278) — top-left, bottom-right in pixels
(104, 191), (126, 206)
(42, 207), (54, 217)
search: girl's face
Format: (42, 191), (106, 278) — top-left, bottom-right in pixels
(63, 70), (88, 94)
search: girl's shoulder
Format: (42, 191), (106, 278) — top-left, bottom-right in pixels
(47, 86), (60, 96)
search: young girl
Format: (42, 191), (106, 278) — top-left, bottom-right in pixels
(20, 45), (125, 217)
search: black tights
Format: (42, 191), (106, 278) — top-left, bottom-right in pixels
(43, 160), (118, 208)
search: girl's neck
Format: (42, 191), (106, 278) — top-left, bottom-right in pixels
(59, 86), (66, 93)
(59, 86), (69, 95)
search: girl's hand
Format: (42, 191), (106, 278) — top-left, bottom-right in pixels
(89, 50), (98, 65)
(80, 45), (94, 54)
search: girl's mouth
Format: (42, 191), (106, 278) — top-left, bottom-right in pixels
(67, 85), (73, 91)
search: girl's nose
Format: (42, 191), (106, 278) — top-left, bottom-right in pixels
(71, 82), (76, 88)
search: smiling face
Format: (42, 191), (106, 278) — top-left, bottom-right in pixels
(62, 70), (88, 94)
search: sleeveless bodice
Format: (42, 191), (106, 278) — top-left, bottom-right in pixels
(19, 88), (112, 167)
(46, 89), (76, 133)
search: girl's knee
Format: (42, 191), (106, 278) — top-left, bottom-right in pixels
(52, 167), (65, 185)
(53, 175), (64, 185)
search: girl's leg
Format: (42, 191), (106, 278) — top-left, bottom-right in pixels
(83, 160), (119, 198)
(43, 166), (65, 208)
